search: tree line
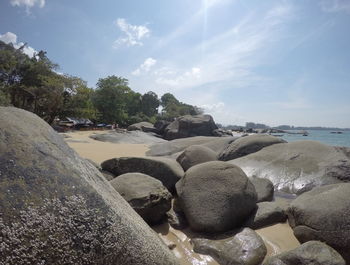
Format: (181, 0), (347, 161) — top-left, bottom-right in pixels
(0, 40), (202, 126)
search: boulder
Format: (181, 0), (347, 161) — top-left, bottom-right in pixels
(176, 145), (217, 171)
(110, 173), (172, 225)
(218, 134), (286, 161)
(244, 201), (287, 229)
(263, 241), (345, 265)
(101, 170), (115, 181)
(287, 183), (350, 262)
(90, 130), (166, 144)
(127, 121), (155, 132)
(229, 141), (350, 194)
(192, 228), (267, 265)
(176, 161), (257, 232)
(101, 157), (184, 192)
(250, 178), (274, 202)
(164, 115), (218, 140)
(154, 120), (171, 135)
(0, 107), (178, 265)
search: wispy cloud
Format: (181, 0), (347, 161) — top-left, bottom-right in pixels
(320, 0), (350, 13)
(0, 32), (37, 57)
(10, 0), (45, 13)
(132, 57), (157, 76)
(113, 18), (150, 48)
(155, 67), (201, 87)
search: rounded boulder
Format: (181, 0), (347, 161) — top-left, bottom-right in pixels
(176, 145), (218, 171)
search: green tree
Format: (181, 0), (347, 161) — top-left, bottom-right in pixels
(141, 91), (160, 117)
(160, 93), (179, 107)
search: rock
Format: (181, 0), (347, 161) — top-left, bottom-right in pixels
(212, 128), (232, 137)
(101, 157), (184, 192)
(166, 208), (188, 229)
(263, 241), (346, 265)
(147, 136), (237, 157)
(110, 173), (172, 225)
(127, 121), (155, 132)
(229, 141), (350, 194)
(101, 170), (115, 181)
(90, 130), (167, 144)
(164, 115), (218, 140)
(176, 145), (218, 171)
(218, 134), (286, 161)
(176, 161), (257, 232)
(0, 107), (178, 265)
(244, 201), (287, 229)
(250, 178), (274, 202)
(192, 228), (267, 265)
(287, 183), (350, 262)
(154, 120), (171, 135)
(86, 158), (101, 169)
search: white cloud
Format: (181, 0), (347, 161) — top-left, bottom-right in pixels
(155, 67), (201, 87)
(320, 0), (350, 13)
(132, 57), (157, 76)
(113, 18), (150, 48)
(0, 32), (37, 57)
(10, 0), (45, 8)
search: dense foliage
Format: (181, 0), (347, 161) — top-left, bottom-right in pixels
(0, 40), (202, 125)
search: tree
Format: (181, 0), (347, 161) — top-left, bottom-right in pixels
(92, 75), (132, 124)
(141, 91), (160, 117)
(160, 93), (179, 107)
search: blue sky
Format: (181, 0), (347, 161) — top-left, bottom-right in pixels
(1, 0), (350, 127)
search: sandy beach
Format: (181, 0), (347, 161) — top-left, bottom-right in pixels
(63, 130), (300, 264)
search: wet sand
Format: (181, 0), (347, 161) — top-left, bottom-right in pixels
(64, 130), (300, 264)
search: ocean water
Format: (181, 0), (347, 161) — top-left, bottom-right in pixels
(276, 130), (350, 147)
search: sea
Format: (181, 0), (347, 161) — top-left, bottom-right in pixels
(275, 130), (350, 147)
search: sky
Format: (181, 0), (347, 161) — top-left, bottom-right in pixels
(1, 0), (350, 127)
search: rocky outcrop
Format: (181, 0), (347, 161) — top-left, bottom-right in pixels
(127, 121), (156, 132)
(101, 157), (184, 192)
(218, 134), (286, 161)
(192, 228), (267, 265)
(287, 183), (350, 263)
(230, 141), (350, 194)
(154, 120), (171, 135)
(176, 145), (217, 171)
(90, 130), (166, 144)
(250, 178), (274, 202)
(263, 241), (345, 265)
(244, 201), (287, 229)
(110, 173), (172, 224)
(0, 107), (178, 265)
(176, 161), (257, 232)
(164, 115), (218, 140)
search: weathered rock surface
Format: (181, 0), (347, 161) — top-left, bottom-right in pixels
(90, 130), (166, 144)
(110, 173), (172, 224)
(164, 115), (218, 140)
(230, 141), (350, 194)
(192, 228), (267, 265)
(0, 107), (178, 265)
(263, 241), (346, 265)
(218, 134), (286, 161)
(176, 145), (217, 171)
(287, 183), (350, 263)
(101, 170), (115, 181)
(244, 201), (287, 229)
(176, 161), (257, 232)
(250, 178), (274, 202)
(127, 121), (156, 132)
(147, 136), (237, 157)
(154, 120), (171, 135)
(101, 157), (184, 192)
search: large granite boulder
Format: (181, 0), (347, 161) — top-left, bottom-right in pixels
(110, 173), (172, 225)
(101, 157), (184, 192)
(154, 120), (171, 135)
(176, 145), (217, 171)
(229, 141), (350, 194)
(90, 130), (166, 144)
(0, 107), (178, 265)
(164, 115), (218, 140)
(250, 177), (274, 202)
(218, 134), (286, 161)
(192, 228), (267, 265)
(176, 161), (257, 232)
(127, 121), (155, 132)
(263, 241), (345, 265)
(287, 183), (350, 262)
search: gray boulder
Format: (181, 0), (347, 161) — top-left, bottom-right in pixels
(154, 120), (171, 135)
(0, 107), (178, 265)
(250, 177), (274, 202)
(100, 170), (115, 181)
(90, 130), (166, 144)
(176, 161), (257, 232)
(176, 145), (217, 171)
(263, 241), (345, 265)
(127, 121), (155, 132)
(244, 201), (287, 229)
(110, 173), (172, 225)
(218, 134), (286, 161)
(164, 115), (218, 140)
(287, 183), (350, 263)
(192, 228), (267, 265)
(230, 141), (350, 194)
(101, 157), (184, 192)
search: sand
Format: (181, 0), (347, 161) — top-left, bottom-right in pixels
(64, 130), (300, 264)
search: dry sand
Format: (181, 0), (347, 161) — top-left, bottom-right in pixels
(64, 130), (300, 264)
